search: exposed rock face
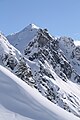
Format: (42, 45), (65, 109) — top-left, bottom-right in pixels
(24, 29), (80, 83)
(23, 28), (80, 116)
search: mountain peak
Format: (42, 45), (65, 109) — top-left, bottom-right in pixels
(7, 23), (39, 52)
(24, 23), (39, 31)
(29, 23), (39, 29)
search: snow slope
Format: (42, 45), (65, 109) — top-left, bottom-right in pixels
(0, 65), (80, 120)
(0, 32), (21, 67)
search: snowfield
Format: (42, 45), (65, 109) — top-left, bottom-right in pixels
(0, 65), (80, 120)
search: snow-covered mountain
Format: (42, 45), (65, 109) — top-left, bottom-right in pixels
(0, 24), (80, 119)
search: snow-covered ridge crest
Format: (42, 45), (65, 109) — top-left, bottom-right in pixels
(26, 23), (39, 29)
(0, 32), (18, 57)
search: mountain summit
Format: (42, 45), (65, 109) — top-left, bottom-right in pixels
(7, 24), (39, 52)
(26, 23), (39, 29)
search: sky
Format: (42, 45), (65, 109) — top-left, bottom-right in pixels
(0, 0), (80, 40)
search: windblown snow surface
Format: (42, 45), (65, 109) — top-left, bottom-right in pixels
(0, 65), (80, 120)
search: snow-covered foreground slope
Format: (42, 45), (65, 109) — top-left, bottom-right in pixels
(0, 65), (80, 120)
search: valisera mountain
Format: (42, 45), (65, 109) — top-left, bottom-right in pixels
(0, 24), (80, 120)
